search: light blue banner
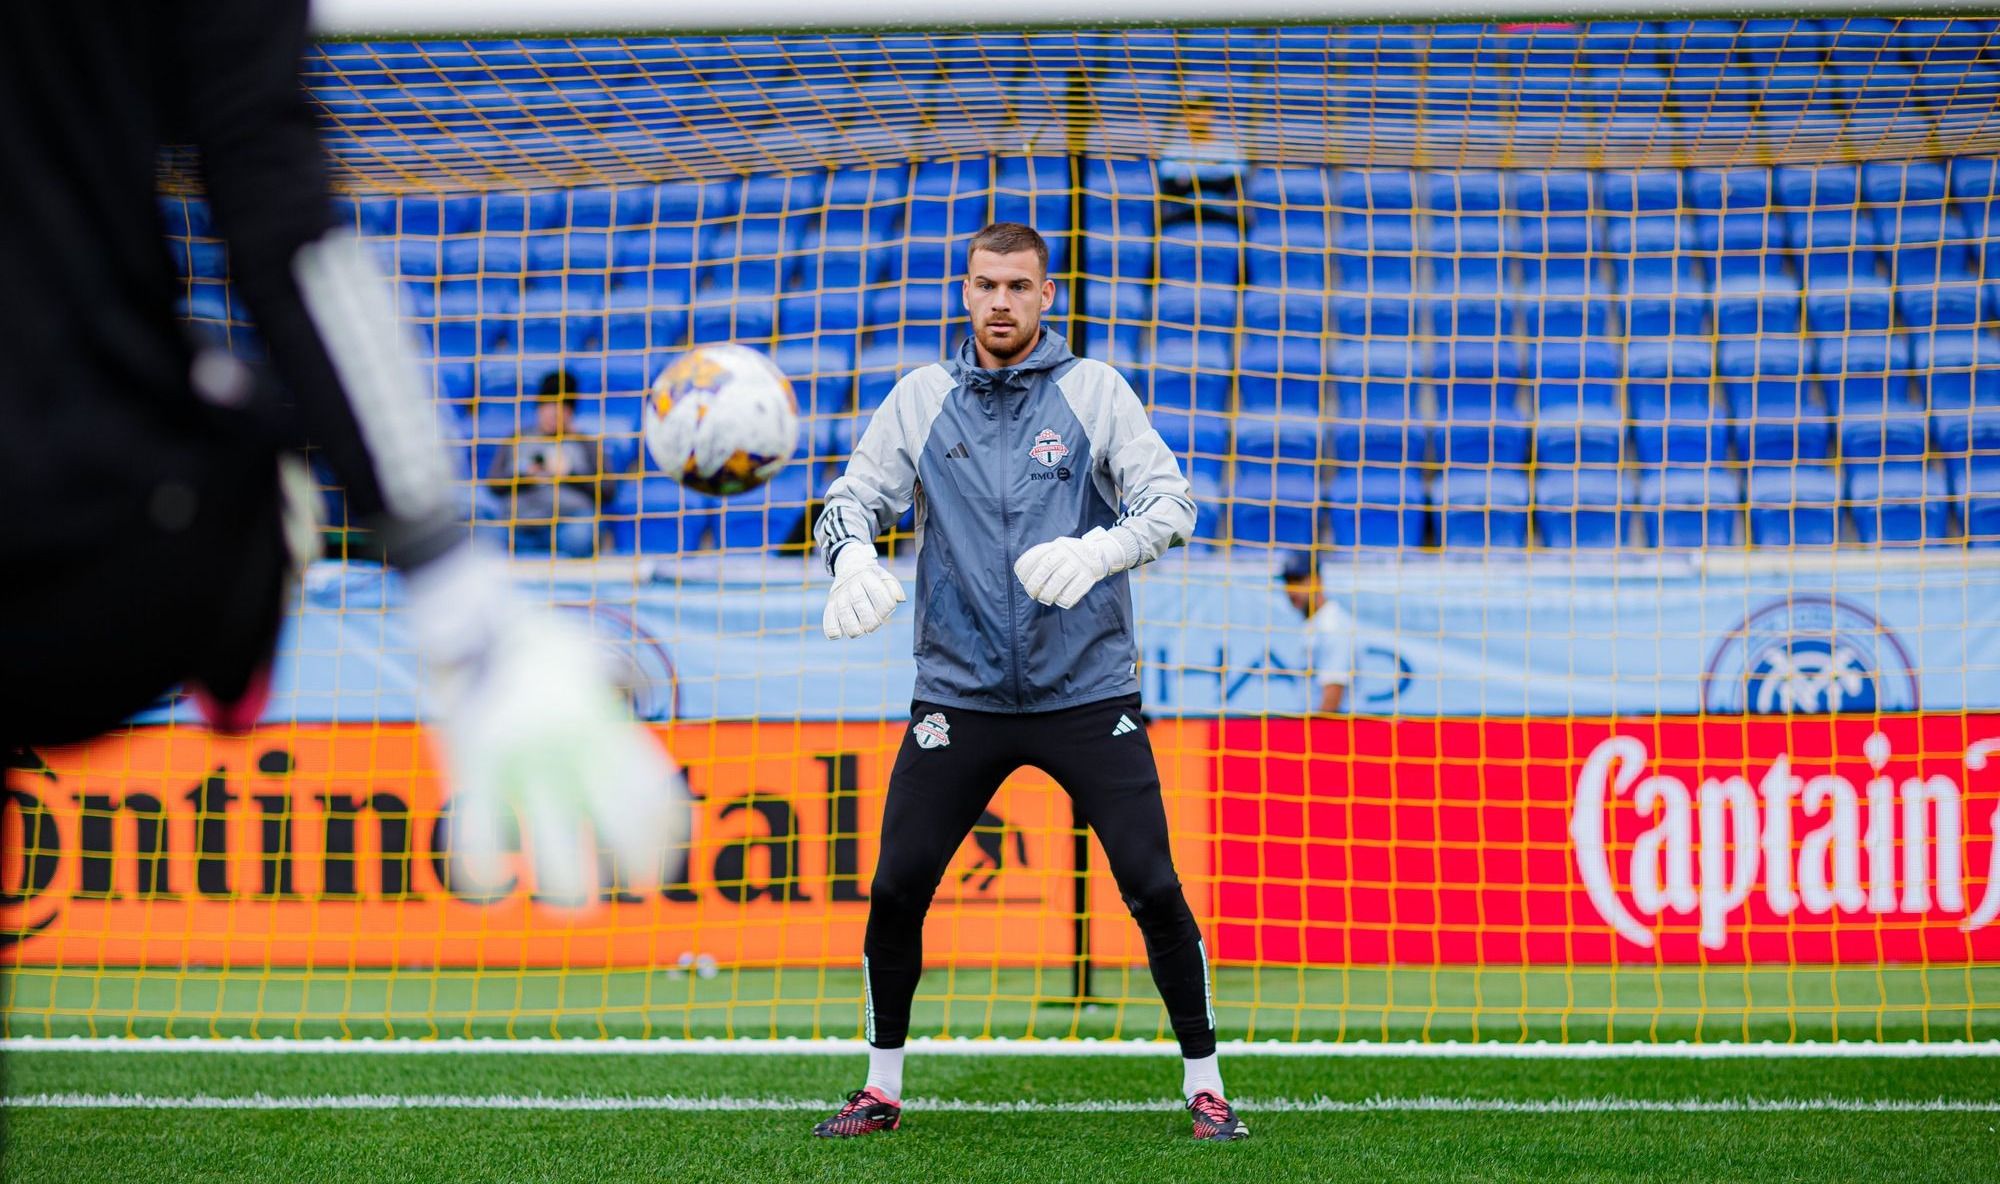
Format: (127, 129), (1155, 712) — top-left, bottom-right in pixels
(132, 553), (2000, 724)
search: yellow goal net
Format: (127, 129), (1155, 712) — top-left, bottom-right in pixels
(7, 20), (2000, 1044)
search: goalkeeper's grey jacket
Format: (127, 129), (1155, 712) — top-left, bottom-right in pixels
(816, 330), (1196, 713)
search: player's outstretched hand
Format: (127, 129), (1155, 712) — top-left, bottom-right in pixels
(823, 543), (906, 639)
(1014, 527), (1130, 610)
(407, 548), (684, 907)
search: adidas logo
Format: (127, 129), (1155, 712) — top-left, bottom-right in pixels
(1111, 714), (1139, 737)
(945, 442), (970, 459)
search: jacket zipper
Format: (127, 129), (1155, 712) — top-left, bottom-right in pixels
(998, 384), (1023, 704)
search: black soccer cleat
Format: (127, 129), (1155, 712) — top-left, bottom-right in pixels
(1187, 1090), (1250, 1141)
(813, 1087), (902, 1138)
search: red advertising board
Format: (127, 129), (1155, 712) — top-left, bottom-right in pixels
(1212, 715), (2000, 964)
(7, 715), (1999, 968)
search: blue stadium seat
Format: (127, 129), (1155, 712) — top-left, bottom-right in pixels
(641, 220), (696, 263)
(524, 231), (567, 273)
(1814, 331), (1917, 450)
(1159, 219), (1243, 285)
(689, 296), (775, 344)
(1421, 169), (1503, 212)
(1627, 340), (1724, 463)
(1083, 234), (1156, 282)
(698, 219), (786, 293)
(1233, 412), (1325, 461)
(1237, 331), (1326, 415)
(1241, 290), (1328, 335)
(1955, 455), (2000, 546)
(1634, 465), (1743, 548)
(1147, 328), (1234, 413)
(1324, 465), (1429, 549)
(1248, 165), (1333, 210)
(823, 165), (907, 242)
(1916, 329), (2000, 455)
(1244, 217), (1329, 290)
(992, 156), (1070, 234)
(1513, 257), (1614, 338)
(1151, 405), (1233, 466)
(1803, 251), (1893, 332)
(1847, 460), (1954, 545)
(1429, 340), (1529, 466)
(1504, 170), (1593, 215)
(864, 282), (953, 332)
(1601, 211), (1693, 254)
(854, 335), (935, 412)
(1714, 254), (1802, 334)
(719, 462), (813, 550)
(1417, 212), (1503, 254)
(1330, 340), (1424, 465)
(1894, 246), (1983, 328)
(1228, 459), (1320, 547)
(1718, 337), (1829, 462)
(1077, 280), (1150, 366)
(1506, 210), (1594, 255)
(604, 475), (722, 554)
(1948, 157), (2000, 201)
(1155, 281), (1239, 329)
(772, 335), (857, 418)
(1423, 255), (1504, 337)
(569, 188), (613, 230)
(1533, 467), (1632, 548)
(1530, 341), (1624, 464)
(777, 290), (862, 336)
(1746, 463), (1842, 547)
(744, 171), (825, 217)
(1613, 257), (1709, 337)
(1435, 466), (1532, 549)
(1684, 166), (1771, 214)
(1083, 158), (1160, 236)
(1331, 255), (1416, 337)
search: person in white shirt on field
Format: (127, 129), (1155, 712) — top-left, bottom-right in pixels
(1280, 550), (1356, 714)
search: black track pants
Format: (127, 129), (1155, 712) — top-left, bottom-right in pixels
(862, 693), (1217, 1058)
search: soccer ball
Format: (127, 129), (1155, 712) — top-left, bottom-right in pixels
(643, 343), (799, 496)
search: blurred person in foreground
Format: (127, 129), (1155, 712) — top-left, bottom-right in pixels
(0, 0), (677, 903)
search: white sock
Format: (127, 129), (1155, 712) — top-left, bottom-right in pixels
(865, 1044), (905, 1100)
(1182, 1052), (1225, 1101)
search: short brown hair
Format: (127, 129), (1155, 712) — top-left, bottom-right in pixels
(966, 222), (1048, 277)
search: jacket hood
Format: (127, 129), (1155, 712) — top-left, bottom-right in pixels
(950, 327), (1074, 396)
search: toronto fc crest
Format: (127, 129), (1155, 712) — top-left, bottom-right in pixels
(912, 711), (952, 749)
(1029, 429), (1069, 469)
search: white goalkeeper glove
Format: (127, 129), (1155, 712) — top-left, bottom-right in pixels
(407, 547), (684, 907)
(822, 542), (906, 640)
(1014, 527), (1134, 610)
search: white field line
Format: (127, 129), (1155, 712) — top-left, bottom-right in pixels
(5, 1036), (2000, 1059)
(7, 1092), (2000, 1114)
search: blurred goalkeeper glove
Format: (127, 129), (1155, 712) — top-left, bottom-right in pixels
(1014, 527), (1134, 610)
(822, 542), (906, 640)
(407, 546), (684, 907)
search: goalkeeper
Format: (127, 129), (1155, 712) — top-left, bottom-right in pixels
(811, 223), (1246, 1142)
(0, 0), (677, 902)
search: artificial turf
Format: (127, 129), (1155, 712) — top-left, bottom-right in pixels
(4, 1050), (1997, 1183)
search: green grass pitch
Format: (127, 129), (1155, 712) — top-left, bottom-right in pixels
(5, 1049), (1999, 1183)
(6, 966), (1998, 1181)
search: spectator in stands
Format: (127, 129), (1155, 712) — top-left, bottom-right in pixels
(1281, 550), (1356, 713)
(477, 369), (601, 557)
(1158, 96), (1248, 228)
